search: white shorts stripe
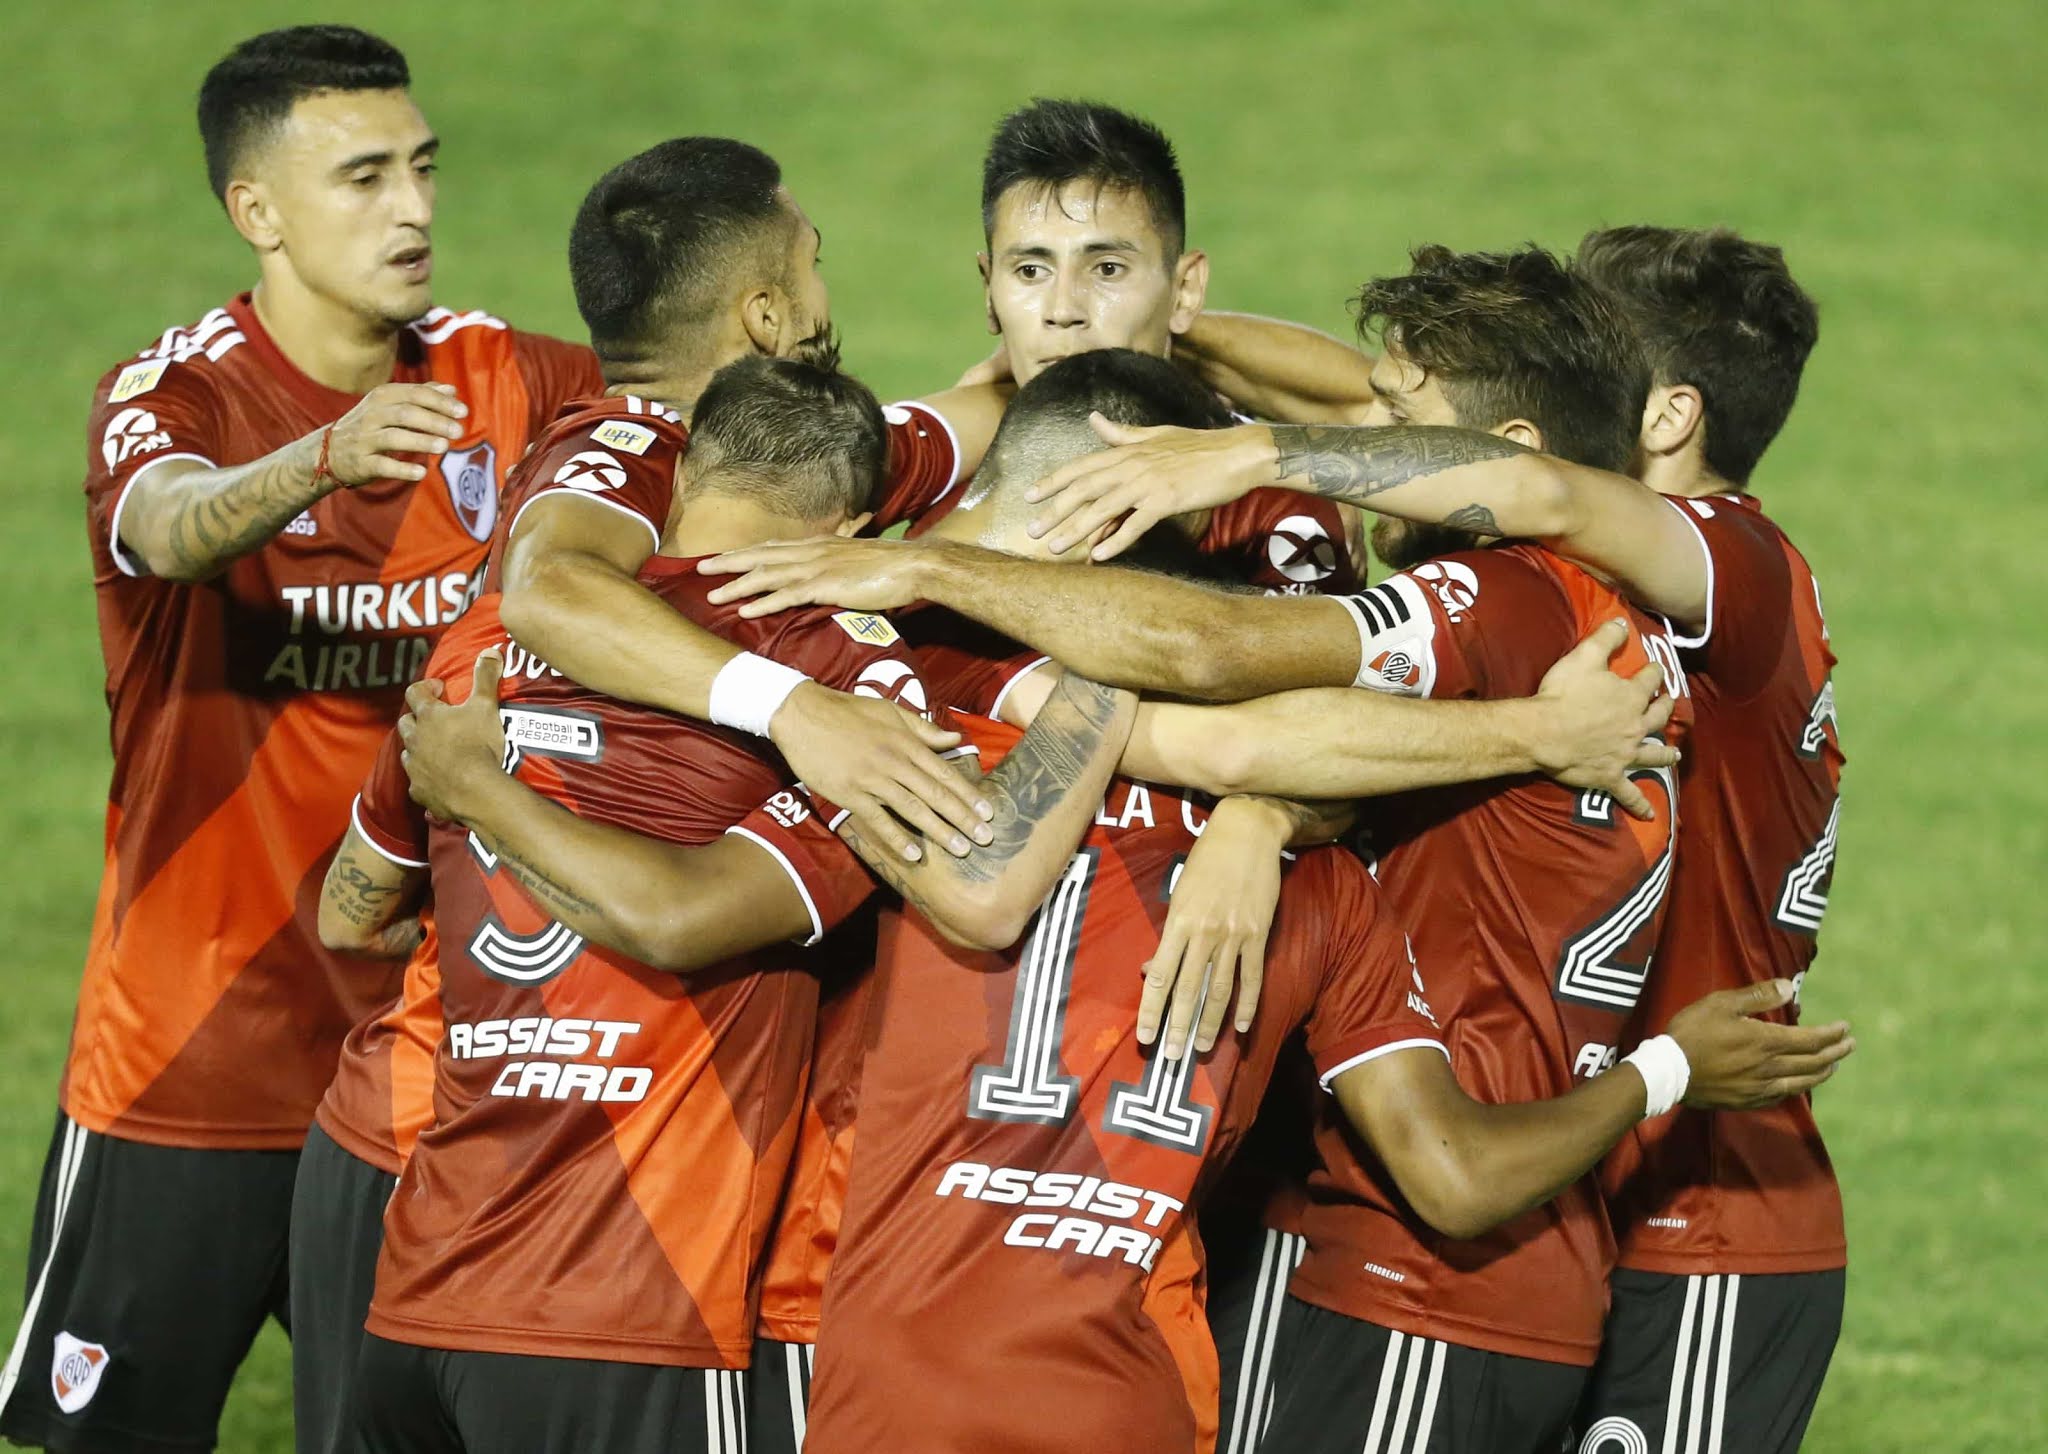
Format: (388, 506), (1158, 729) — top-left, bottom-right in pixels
(1361, 1329), (1405, 1453)
(1660, 1275), (1702, 1454)
(785, 1341), (808, 1447)
(1259, 1234), (1308, 1444)
(1, 1119), (90, 1416)
(1226, 1228), (1295, 1454)
(1384, 1333), (1427, 1452)
(1410, 1338), (1447, 1452)
(704, 1369), (722, 1454)
(1683, 1276), (1722, 1454)
(1708, 1275), (1741, 1454)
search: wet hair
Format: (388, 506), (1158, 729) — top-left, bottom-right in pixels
(198, 26), (411, 201)
(1354, 244), (1650, 472)
(981, 99), (1186, 254)
(1575, 225), (1819, 484)
(684, 349), (885, 523)
(569, 138), (794, 365)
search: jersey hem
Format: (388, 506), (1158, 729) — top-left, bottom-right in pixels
(312, 1101), (406, 1177)
(754, 1313), (820, 1344)
(1286, 1278), (1599, 1367)
(364, 1308), (753, 1370)
(1615, 1243), (1847, 1275)
(59, 1095), (311, 1152)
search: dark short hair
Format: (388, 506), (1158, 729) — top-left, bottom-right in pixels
(685, 350), (885, 523)
(569, 138), (792, 363)
(981, 99), (1186, 254)
(1575, 225), (1819, 485)
(1354, 245), (1649, 473)
(1000, 346), (1231, 438)
(197, 27), (410, 201)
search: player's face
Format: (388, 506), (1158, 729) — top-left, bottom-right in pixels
(1361, 349), (1490, 570)
(775, 194), (832, 354)
(981, 183), (1206, 385)
(247, 89), (439, 328)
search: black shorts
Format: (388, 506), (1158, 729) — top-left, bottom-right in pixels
(1572, 1267), (1845, 1454)
(1262, 1296), (1587, 1454)
(346, 1333), (749, 1454)
(745, 1335), (815, 1454)
(289, 1125), (398, 1454)
(1208, 1226), (1306, 1454)
(0, 1112), (297, 1454)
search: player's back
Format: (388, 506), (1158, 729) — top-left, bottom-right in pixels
(68, 296), (598, 1150)
(1298, 543), (1692, 1367)
(1603, 492), (1846, 1272)
(806, 717), (1434, 1454)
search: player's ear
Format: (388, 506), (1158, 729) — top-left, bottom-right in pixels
(1496, 418), (1544, 452)
(1643, 383), (1704, 458)
(225, 179), (282, 253)
(978, 253), (1001, 336)
(1168, 249), (1209, 336)
(739, 286), (782, 356)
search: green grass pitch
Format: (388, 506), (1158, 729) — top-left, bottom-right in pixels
(1, 1), (2040, 1448)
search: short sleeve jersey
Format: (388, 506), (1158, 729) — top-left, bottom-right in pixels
(1197, 490), (1364, 596)
(1602, 494), (1846, 1274)
(1290, 545), (1695, 1367)
(65, 294), (599, 1150)
(358, 567), (918, 1369)
(756, 703), (1437, 1454)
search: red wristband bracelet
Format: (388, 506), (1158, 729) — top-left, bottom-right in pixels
(310, 422), (338, 490)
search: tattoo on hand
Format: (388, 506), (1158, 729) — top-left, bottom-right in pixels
(1270, 425), (1526, 506)
(1442, 502), (1502, 535)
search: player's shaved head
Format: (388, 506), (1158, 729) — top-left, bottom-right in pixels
(681, 350), (887, 527)
(1355, 244), (1649, 474)
(964, 349), (1231, 552)
(982, 99), (1186, 256)
(1575, 225), (1819, 485)
(570, 138), (800, 370)
(198, 26), (411, 202)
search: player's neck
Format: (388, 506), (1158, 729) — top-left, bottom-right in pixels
(602, 356), (723, 419)
(249, 276), (402, 396)
(660, 491), (830, 559)
(1638, 444), (1743, 501)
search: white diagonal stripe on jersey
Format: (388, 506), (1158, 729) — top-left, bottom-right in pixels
(1661, 1275), (1703, 1454)
(1362, 1330), (1405, 1454)
(1410, 1339), (1446, 1452)
(1683, 1276), (1722, 1454)
(203, 331), (245, 363)
(1708, 1275), (1741, 1454)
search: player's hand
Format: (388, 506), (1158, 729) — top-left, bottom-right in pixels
(1663, 980), (1855, 1110)
(768, 682), (989, 863)
(701, 536), (939, 620)
(1140, 796), (1289, 1059)
(1530, 619), (1680, 820)
(325, 382), (470, 486)
(955, 345), (1014, 388)
(1023, 416), (1274, 560)
(398, 650), (508, 822)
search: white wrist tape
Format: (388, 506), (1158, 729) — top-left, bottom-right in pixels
(1623, 1035), (1690, 1119)
(707, 652), (809, 738)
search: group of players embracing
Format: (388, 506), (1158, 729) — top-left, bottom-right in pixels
(1, 22), (1853, 1454)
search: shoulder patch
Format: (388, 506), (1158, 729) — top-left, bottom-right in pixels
(590, 419), (657, 456)
(551, 451), (628, 491)
(832, 611), (900, 647)
(109, 358), (170, 404)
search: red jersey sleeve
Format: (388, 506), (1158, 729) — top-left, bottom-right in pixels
(1663, 495), (1795, 700)
(510, 330), (605, 432)
(86, 354), (229, 578)
(501, 419), (676, 557)
(899, 611), (1051, 720)
(1293, 851), (1448, 1085)
(867, 402), (964, 530)
(725, 788), (879, 946)
(1336, 550), (1573, 700)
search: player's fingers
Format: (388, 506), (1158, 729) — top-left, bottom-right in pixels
(904, 712), (967, 753)
(1138, 923), (1190, 1046)
(1090, 505), (1166, 563)
(404, 678), (446, 713)
(378, 383), (469, 419)
(382, 403), (469, 440)
(1087, 412), (1163, 447)
(1637, 691), (1677, 739)
(1768, 1037), (1857, 1079)
(1162, 928), (1220, 1061)
(375, 427), (459, 457)
(699, 543), (812, 577)
(397, 713), (417, 747)
(1760, 1060), (1844, 1103)
(470, 648), (503, 708)
(363, 454), (431, 482)
(847, 794), (923, 864)
(871, 779), (972, 858)
(1629, 739), (1681, 771)
(1611, 776), (1657, 822)
(733, 588), (816, 620)
(1233, 930), (1269, 1035)
(1749, 1020), (1852, 1056)
(1729, 977), (1799, 1015)
(1626, 659), (1666, 701)
(705, 564), (807, 605)
(890, 750), (994, 843)
(1193, 942), (1239, 1054)
(1024, 449), (1117, 508)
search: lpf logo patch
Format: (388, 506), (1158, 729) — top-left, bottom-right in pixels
(51, 1332), (110, 1413)
(1265, 515), (1339, 583)
(441, 442), (498, 543)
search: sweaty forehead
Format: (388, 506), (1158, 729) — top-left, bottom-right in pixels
(990, 181), (1170, 257)
(265, 88), (431, 170)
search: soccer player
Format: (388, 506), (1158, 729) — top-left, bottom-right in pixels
(715, 350), (1848, 1454)
(294, 135), (1005, 1454)
(0, 28), (604, 1454)
(705, 247), (1846, 1452)
(326, 353), (1132, 1454)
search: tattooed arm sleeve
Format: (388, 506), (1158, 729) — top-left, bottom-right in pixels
(318, 826), (427, 959)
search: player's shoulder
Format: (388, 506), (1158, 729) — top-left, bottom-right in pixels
(752, 605), (928, 706)
(1280, 843), (1378, 907)
(94, 302), (246, 404)
(537, 393), (686, 455)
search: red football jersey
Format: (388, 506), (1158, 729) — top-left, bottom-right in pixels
(1288, 545), (1694, 1367)
(65, 294), (598, 1150)
(755, 712), (1438, 1454)
(358, 566), (914, 1367)
(1602, 494), (1845, 1274)
(1196, 490), (1364, 596)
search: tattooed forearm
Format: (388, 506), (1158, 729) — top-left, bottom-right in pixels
(960, 674), (1131, 884)
(1270, 424), (1527, 505)
(129, 432), (334, 580)
(327, 861), (407, 928)
(1441, 502), (1502, 535)
(496, 851), (606, 924)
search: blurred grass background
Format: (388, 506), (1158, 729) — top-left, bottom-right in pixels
(1, 2), (2040, 1447)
